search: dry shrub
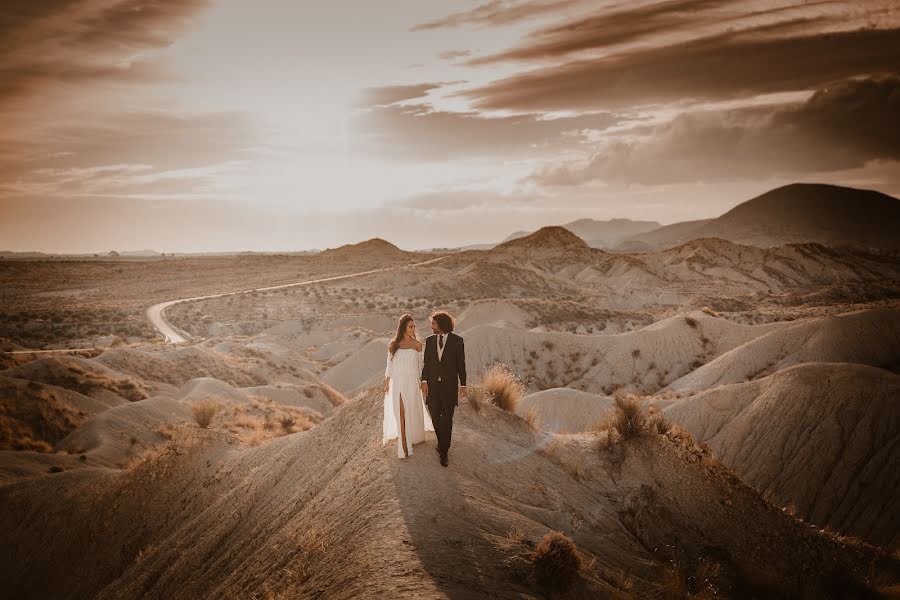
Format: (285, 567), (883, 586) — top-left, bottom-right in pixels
(684, 315), (699, 328)
(648, 404), (672, 435)
(480, 363), (525, 413)
(313, 382), (347, 406)
(192, 398), (220, 428)
(530, 531), (582, 589)
(466, 389), (482, 413)
(610, 391), (648, 440)
(522, 407), (538, 429)
(659, 557), (722, 599)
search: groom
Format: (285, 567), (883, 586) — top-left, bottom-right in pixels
(421, 311), (466, 467)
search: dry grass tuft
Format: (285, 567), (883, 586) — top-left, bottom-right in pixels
(192, 398), (220, 428)
(592, 391), (654, 446)
(480, 363), (526, 413)
(522, 406), (538, 429)
(659, 556), (722, 599)
(530, 531), (582, 589)
(700, 306), (720, 317)
(313, 382), (347, 407)
(648, 404), (672, 435)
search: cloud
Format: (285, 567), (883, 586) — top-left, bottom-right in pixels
(458, 22), (900, 111)
(462, 0), (861, 65)
(436, 49), (472, 61)
(528, 76), (900, 185)
(465, 0), (731, 64)
(389, 188), (545, 212)
(348, 104), (619, 161)
(0, 0), (212, 104)
(353, 83), (446, 108)
(411, 0), (585, 31)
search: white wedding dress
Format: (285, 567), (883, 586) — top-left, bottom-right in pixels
(383, 347), (434, 458)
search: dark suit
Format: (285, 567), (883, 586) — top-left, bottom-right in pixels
(421, 332), (466, 454)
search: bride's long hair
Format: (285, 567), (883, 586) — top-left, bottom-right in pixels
(388, 314), (415, 357)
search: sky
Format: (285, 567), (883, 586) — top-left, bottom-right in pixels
(1, 0), (898, 253)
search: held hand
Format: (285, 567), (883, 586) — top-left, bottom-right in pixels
(421, 381), (428, 397)
(383, 379), (390, 393)
(458, 386), (468, 399)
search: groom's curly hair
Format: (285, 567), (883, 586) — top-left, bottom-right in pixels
(431, 311), (455, 333)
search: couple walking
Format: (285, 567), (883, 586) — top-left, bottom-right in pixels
(382, 311), (466, 467)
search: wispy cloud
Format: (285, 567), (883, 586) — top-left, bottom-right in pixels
(349, 104), (619, 161)
(527, 76), (900, 185)
(411, 0), (586, 31)
(460, 25), (900, 112)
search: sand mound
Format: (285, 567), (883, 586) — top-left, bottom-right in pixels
(664, 362), (900, 549)
(665, 307), (900, 393)
(322, 337), (389, 395)
(0, 376), (116, 451)
(241, 384), (336, 415)
(455, 300), (530, 331)
(96, 344), (270, 388)
(325, 311), (786, 397)
(463, 312), (787, 394)
(2, 392), (896, 598)
(176, 377), (252, 405)
(517, 388), (613, 433)
(0, 450), (88, 484)
(3, 355), (149, 404)
(55, 395), (194, 469)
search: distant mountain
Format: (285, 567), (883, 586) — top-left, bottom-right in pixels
(614, 219), (713, 252)
(618, 183), (900, 251)
(499, 218), (660, 249)
(119, 249), (161, 257)
(0, 251), (53, 258)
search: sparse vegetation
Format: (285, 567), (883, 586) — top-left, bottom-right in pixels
(592, 391), (649, 443)
(191, 398), (220, 428)
(530, 531), (582, 590)
(479, 363), (526, 413)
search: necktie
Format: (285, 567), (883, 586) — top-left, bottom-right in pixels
(439, 334), (444, 350)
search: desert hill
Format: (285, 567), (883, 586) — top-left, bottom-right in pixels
(614, 219), (714, 252)
(664, 307), (900, 393)
(619, 183), (900, 250)
(492, 226), (592, 254)
(516, 388), (612, 433)
(324, 310), (789, 397)
(319, 237), (419, 262)
(663, 362), (900, 549)
(502, 218), (661, 249)
(2, 390), (896, 598)
(402, 231), (900, 307)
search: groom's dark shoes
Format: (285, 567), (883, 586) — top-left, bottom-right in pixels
(440, 450), (448, 467)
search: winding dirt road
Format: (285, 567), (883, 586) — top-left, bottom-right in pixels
(145, 255), (451, 344)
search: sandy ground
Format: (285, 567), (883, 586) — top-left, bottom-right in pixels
(2, 228), (900, 597)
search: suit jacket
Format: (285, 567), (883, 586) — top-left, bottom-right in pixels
(421, 332), (466, 406)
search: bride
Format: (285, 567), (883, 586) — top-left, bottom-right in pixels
(383, 314), (434, 458)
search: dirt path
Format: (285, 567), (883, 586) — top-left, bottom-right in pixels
(143, 254), (451, 343)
